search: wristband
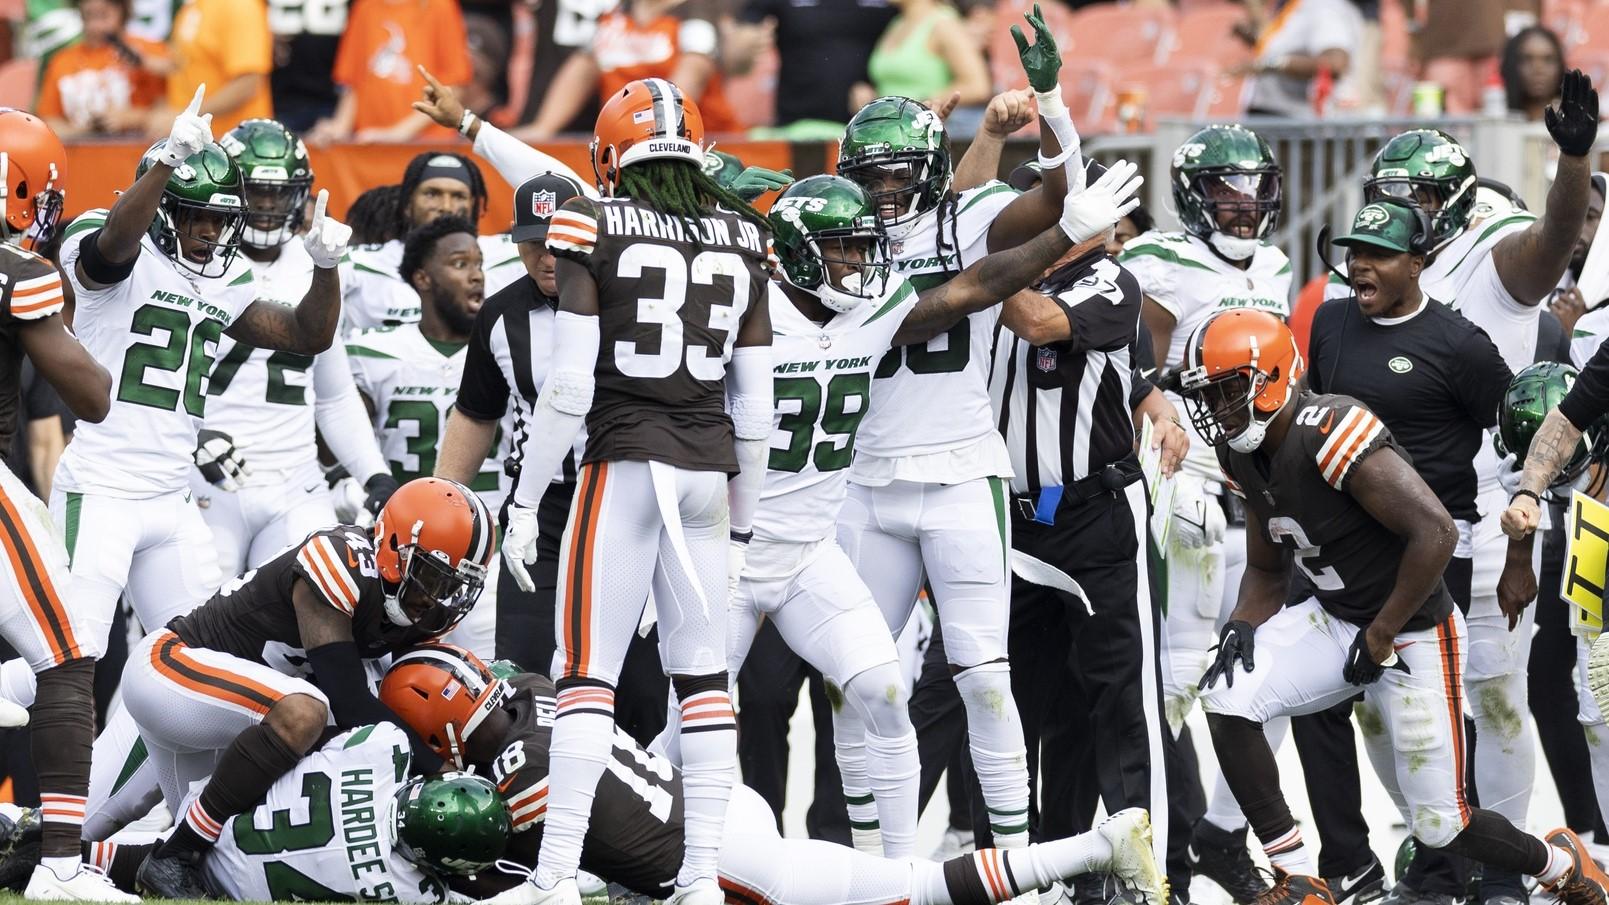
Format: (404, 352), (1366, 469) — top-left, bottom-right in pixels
(1039, 144), (1079, 170)
(1033, 86), (1068, 121)
(731, 529), (753, 544)
(458, 109), (477, 137)
(1510, 488), (1541, 506)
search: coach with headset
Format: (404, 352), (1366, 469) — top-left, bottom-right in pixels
(1288, 198), (1514, 896)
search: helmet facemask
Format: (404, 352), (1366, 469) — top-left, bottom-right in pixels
(1189, 169), (1281, 261)
(1179, 366), (1283, 453)
(838, 154), (946, 233)
(790, 228), (890, 314)
(1364, 175), (1473, 254)
(383, 521), (488, 635)
(157, 196), (247, 278)
(240, 175), (311, 249)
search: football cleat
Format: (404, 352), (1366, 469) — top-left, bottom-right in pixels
(1095, 808), (1168, 905)
(134, 849), (209, 899)
(1189, 821), (1271, 904)
(1324, 858), (1386, 905)
(0, 808), (42, 891)
(1544, 828), (1609, 905)
(934, 826), (976, 860)
(1252, 870), (1337, 905)
(667, 879), (725, 905)
(23, 864), (138, 903)
(484, 877), (583, 905)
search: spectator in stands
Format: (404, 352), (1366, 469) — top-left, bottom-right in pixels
(514, 0), (740, 138)
(1417, 0), (1505, 114)
(850, 0), (990, 130)
(156, 0), (273, 134)
(266, 0), (352, 132)
(459, 14), (511, 122)
(1502, 24), (1566, 122)
(307, 0), (472, 143)
(35, 0), (168, 138)
(729, 0), (895, 130)
(1237, 0), (1362, 118)
(512, 0), (609, 135)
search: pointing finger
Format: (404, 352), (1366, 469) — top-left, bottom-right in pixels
(187, 84), (206, 115)
(312, 188), (329, 225)
(417, 64), (444, 91)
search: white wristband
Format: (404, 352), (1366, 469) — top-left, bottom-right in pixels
(459, 109), (477, 136)
(1034, 86), (1068, 121)
(1039, 145), (1079, 170)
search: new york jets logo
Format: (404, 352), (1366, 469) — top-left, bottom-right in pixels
(1172, 142), (1206, 168)
(1424, 142), (1469, 167)
(1388, 356), (1413, 373)
(1356, 205), (1392, 230)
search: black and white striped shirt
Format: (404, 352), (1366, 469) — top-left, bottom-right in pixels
(988, 254), (1143, 495)
(456, 275), (584, 488)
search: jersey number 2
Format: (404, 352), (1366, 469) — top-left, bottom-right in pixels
(613, 245), (748, 380)
(1266, 516), (1345, 591)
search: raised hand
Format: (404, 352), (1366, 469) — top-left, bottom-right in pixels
(1059, 158), (1143, 243)
(1547, 68), (1600, 157)
(729, 166), (794, 202)
(158, 84), (212, 167)
(981, 88), (1035, 140)
(1011, 4), (1061, 94)
(412, 65), (469, 133)
(302, 189), (352, 269)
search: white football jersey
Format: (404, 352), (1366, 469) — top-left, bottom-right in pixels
(851, 182), (1018, 485)
(1119, 231), (1292, 368)
(55, 210), (259, 498)
(203, 723), (446, 904)
(347, 324), (511, 511)
(342, 236), (525, 334)
(757, 276), (919, 551)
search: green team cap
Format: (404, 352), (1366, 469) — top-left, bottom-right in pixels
(1332, 202), (1420, 255)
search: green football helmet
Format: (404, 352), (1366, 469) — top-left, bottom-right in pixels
(1364, 129), (1477, 254)
(392, 772), (511, 877)
(1494, 361), (1605, 487)
(136, 140), (246, 278)
(1171, 124), (1282, 262)
(836, 96), (951, 230)
(770, 175), (890, 314)
(218, 119), (313, 250)
(486, 658), (523, 681)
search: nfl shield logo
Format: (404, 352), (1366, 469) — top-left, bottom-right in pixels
(532, 190), (557, 218)
(1036, 347), (1057, 372)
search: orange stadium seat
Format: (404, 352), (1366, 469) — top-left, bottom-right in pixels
(1113, 61), (1216, 126)
(1064, 3), (1176, 68)
(1171, 3), (1251, 69)
(0, 60), (38, 110)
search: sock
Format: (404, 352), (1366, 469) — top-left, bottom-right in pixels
(954, 664), (1031, 848)
(1539, 845), (1573, 885)
(1261, 826), (1316, 876)
(42, 856), (81, 882)
(1202, 715), (1287, 833)
(674, 675), (736, 889)
(161, 721), (301, 857)
(534, 681), (616, 889)
(918, 835), (1113, 905)
(864, 727), (920, 858)
(31, 658), (93, 860)
(832, 707), (882, 854)
(83, 840), (151, 892)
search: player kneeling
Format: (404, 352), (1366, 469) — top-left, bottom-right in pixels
(116, 477), (494, 897)
(380, 643), (1168, 905)
(1182, 309), (1609, 905)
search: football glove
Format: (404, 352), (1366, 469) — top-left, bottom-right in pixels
(729, 166), (794, 202)
(158, 85), (212, 167)
(502, 504), (541, 593)
(1199, 620), (1255, 690)
(362, 472), (400, 517)
(1010, 4), (1061, 94)
(1342, 631), (1408, 686)
(1060, 158), (1142, 244)
(303, 189), (352, 269)
(193, 428), (248, 491)
(1170, 474), (1226, 550)
(1546, 69), (1600, 157)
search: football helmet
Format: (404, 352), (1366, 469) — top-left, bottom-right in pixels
(1495, 361), (1607, 487)
(392, 772), (511, 876)
(373, 478), (495, 636)
(836, 96), (951, 231)
(1364, 129), (1477, 254)
(0, 109), (66, 248)
(770, 175), (890, 314)
(1171, 124), (1281, 262)
(135, 140), (246, 278)
(219, 119), (313, 249)
(590, 78), (705, 196)
(1179, 309), (1305, 454)
(380, 642), (511, 768)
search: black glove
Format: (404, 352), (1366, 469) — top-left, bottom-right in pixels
(1342, 631), (1410, 686)
(1199, 620), (1255, 690)
(1547, 68), (1600, 157)
(193, 428), (248, 491)
(363, 473), (401, 516)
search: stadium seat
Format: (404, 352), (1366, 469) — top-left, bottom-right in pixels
(1171, 3), (1251, 68)
(0, 59), (38, 110)
(726, 45), (779, 129)
(1201, 72), (1251, 118)
(1060, 60), (1116, 129)
(1064, 3), (1176, 68)
(1111, 61), (1216, 128)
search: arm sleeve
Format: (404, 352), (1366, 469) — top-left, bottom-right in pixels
(455, 307), (512, 421)
(1455, 328), (1514, 430)
(313, 344), (390, 482)
(471, 122), (594, 202)
(304, 641), (444, 771)
(511, 311), (597, 509)
(1562, 339), (1609, 430)
(725, 345), (773, 535)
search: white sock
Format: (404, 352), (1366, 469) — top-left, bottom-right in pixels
(1261, 826), (1316, 876)
(675, 687), (736, 888)
(533, 684), (616, 889)
(833, 711), (883, 855)
(42, 856), (81, 881)
(865, 727), (920, 858)
(1539, 845), (1574, 885)
(955, 664), (1032, 847)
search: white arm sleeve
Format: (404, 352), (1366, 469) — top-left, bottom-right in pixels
(472, 122), (596, 198)
(313, 343), (390, 483)
(725, 345), (773, 535)
(512, 310), (599, 509)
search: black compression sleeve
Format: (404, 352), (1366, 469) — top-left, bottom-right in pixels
(75, 230), (137, 285)
(1563, 338), (1609, 430)
(305, 641), (444, 772)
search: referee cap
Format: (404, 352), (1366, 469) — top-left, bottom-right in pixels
(1332, 202), (1421, 255)
(512, 171), (586, 243)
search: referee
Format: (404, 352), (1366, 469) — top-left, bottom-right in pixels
(984, 213), (1174, 873)
(1300, 199), (1513, 903)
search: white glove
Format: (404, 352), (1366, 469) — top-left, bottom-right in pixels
(330, 475), (367, 524)
(1497, 453), (1525, 499)
(302, 189), (352, 269)
(727, 537), (749, 604)
(502, 504), (541, 593)
(1171, 474), (1226, 550)
(1060, 158), (1143, 244)
(193, 428), (249, 492)
(157, 85), (213, 168)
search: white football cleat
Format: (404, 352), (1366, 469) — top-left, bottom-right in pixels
(24, 864), (139, 902)
(0, 698), (27, 728)
(1095, 808), (1168, 905)
(577, 870), (607, 896)
(666, 878), (724, 905)
(483, 877), (583, 905)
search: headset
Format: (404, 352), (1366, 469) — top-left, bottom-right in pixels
(1314, 196), (1436, 391)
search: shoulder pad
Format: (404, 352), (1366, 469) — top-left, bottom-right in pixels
(1300, 398), (1388, 491)
(294, 527), (376, 615)
(547, 196), (600, 257)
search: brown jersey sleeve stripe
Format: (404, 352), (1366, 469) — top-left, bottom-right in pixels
(150, 632), (283, 715)
(0, 489), (74, 664)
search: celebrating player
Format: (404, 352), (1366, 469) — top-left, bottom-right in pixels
(497, 77), (773, 905)
(122, 477), (493, 897)
(1183, 309), (1609, 905)
(380, 643), (1168, 905)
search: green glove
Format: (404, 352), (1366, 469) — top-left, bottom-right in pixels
(1011, 4), (1060, 94)
(730, 166), (794, 202)
(703, 149), (746, 187)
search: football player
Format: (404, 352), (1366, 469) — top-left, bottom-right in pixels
(122, 477), (493, 897)
(1119, 123), (1288, 904)
(348, 215), (510, 659)
(0, 109), (132, 902)
(1323, 72), (1599, 905)
(341, 149), (523, 332)
(195, 117), (395, 576)
(830, 8), (1123, 865)
(50, 86), (350, 675)
(380, 644), (1168, 905)
(1185, 309), (1609, 905)
(496, 77), (774, 905)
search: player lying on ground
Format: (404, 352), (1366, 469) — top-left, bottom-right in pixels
(379, 643), (1169, 905)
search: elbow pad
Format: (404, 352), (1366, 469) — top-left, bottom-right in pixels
(546, 368), (595, 417)
(544, 310), (599, 417)
(726, 346), (774, 441)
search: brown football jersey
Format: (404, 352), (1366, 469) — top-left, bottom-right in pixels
(1218, 392), (1455, 632)
(546, 195), (770, 473)
(0, 244), (67, 453)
